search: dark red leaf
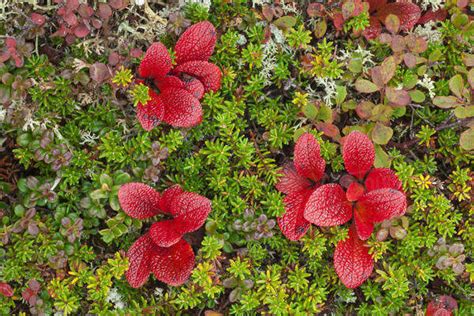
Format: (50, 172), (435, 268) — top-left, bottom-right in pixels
(159, 185), (184, 215)
(342, 131), (375, 179)
(150, 191), (211, 247)
(136, 88), (165, 131)
(334, 225), (374, 288)
(173, 61), (221, 93)
(367, 0), (387, 13)
(363, 17), (382, 41)
(426, 296), (458, 316)
(118, 183), (161, 219)
(151, 238), (195, 286)
(346, 182), (365, 201)
(293, 133), (326, 182)
(365, 168), (402, 192)
(155, 75), (185, 92)
(161, 88), (203, 128)
(175, 21), (217, 64)
(73, 23), (90, 38)
(31, 13), (46, 26)
(98, 3), (112, 20)
(275, 163), (312, 195)
(304, 184), (352, 226)
(184, 78), (205, 100)
(126, 234), (155, 288)
(277, 189), (314, 241)
(138, 42), (172, 80)
(417, 9), (447, 25)
(89, 62), (110, 83)
(377, 3), (421, 31)
(0, 282), (13, 297)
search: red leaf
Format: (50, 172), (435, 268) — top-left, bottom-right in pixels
(31, 13), (46, 26)
(118, 183), (161, 219)
(332, 13), (345, 31)
(161, 88), (203, 128)
(377, 3), (421, 31)
(275, 163), (312, 195)
(293, 133), (326, 182)
(342, 131), (375, 179)
(159, 185), (184, 215)
(367, 0), (387, 13)
(97, 3), (112, 20)
(364, 168), (402, 192)
(138, 42), (172, 80)
(346, 182), (365, 202)
(150, 192), (211, 247)
(363, 17), (382, 41)
(184, 78), (205, 100)
(354, 203), (375, 240)
(277, 189), (314, 241)
(334, 226), (374, 288)
(417, 9), (447, 25)
(173, 61), (221, 93)
(175, 21), (217, 64)
(0, 282), (13, 297)
(126, 234), (155, 288)
(73, 23), (90, 38)
(155, 75), (185, 92)
(136, 88), (165, 131)
(304, 184), (352, 226)
(151, 238), (195, 286)
(426, 296), (458, 316)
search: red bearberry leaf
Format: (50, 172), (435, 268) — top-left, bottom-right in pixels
(159, 185), (184, 215)
(151, 238), (195, 286)
(365, 168), (402, 192)
(173, 61), (221, 93)
(334, 225), (374, 288)
(118, 183), (161, 219)
(426, 296), (458, 316)
(126, 234), (155, 288)
(150, 191), (211, 247)
(175, 21), (217, 64)
(154, 75), (185, 91)
(346, 182), (365, 202)
(275, 163), (313, 195)
(138, 42), (172, 80)
(417, 9), (447, 25)
(304, 184), (352, 226)
(184, 78), (205, 100)
(363, 16), (382, 40)
(294, 133), (326, 182)
(0, 282), (13, 297)
(136, 88), (165, 131)
(160, 88), (203, 128)
(367, 0), (387, 13)
(354, 188), (407, 239)
(342, 131), (375, 179)
(377, 3), (421, 31)
(277, 189), (314, 241)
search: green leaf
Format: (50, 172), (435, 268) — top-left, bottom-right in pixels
(335, 86), (347, 105)
(460, 128), (474, 151)
(99, 174), (113, 187)
(454, 106), (474, 119)
(449, 74), (464, 98)
(302, 103), (318, 120)
(371, 123), (393, 145)
(409, 90), (426, 103)
(380, 56), (397, 84)
(433, 96), (462, 109)
(374, 145), (391, 168)
(355, 79), (379, 93)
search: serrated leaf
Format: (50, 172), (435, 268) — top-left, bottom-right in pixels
(355, 79), (379, 93)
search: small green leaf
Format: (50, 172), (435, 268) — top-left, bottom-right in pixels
(433, 96), (462, 108)
(335, 86), (347, 105)
(449, 74), (464, 98)
(355, 79), (379, 93)
(302, 103), (318, 120)
(371, 123), (393, 145)
(409, 90), (426, 103)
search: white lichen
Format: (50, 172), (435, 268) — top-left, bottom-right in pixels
(310, 77), (338, 106)
(417, 74), (436, 99)
(413, 21), (443, 44)
(106, 288), (126, 310)
(419, 0), (444, 11)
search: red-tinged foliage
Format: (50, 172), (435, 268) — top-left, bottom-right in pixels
(417, 9), (448, 25)
(346, 182), (365, 201)
(293, 133), (326, 182)
(426, 296), (458, 316)
(174, 21), (217, 64)
(304, 184), (353, 226)
(118, 183), (161, 219)
(160, 88), (203, 128)
(365, 168), (402, 192)
(151, 239), (195, 286)
(0, 282), (13, 297)
(135, 22), (221, 130)
(342, 131), (375, 179)
(120, 183), (211, 287)
(275, 133), (326, 240)
(173, 61), (222, 93)
(138, 42), (172, 80)
(136, 89), (165, 131)
(334, 225), (374, 288)
(278, 189), (314, 240)
(125, 234), (155, 288)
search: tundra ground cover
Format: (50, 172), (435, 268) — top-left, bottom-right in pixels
(0, 0), (473, 315)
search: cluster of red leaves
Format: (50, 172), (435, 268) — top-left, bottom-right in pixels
(51, 0), (126, 44)
(0, 282), (13, 297)
(0, 38), (33, 68)
(426, 295), (458, 316)
(136, 21), (222, 130)
(118, 183), (211, 287)
(276, 131), (407, 288)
